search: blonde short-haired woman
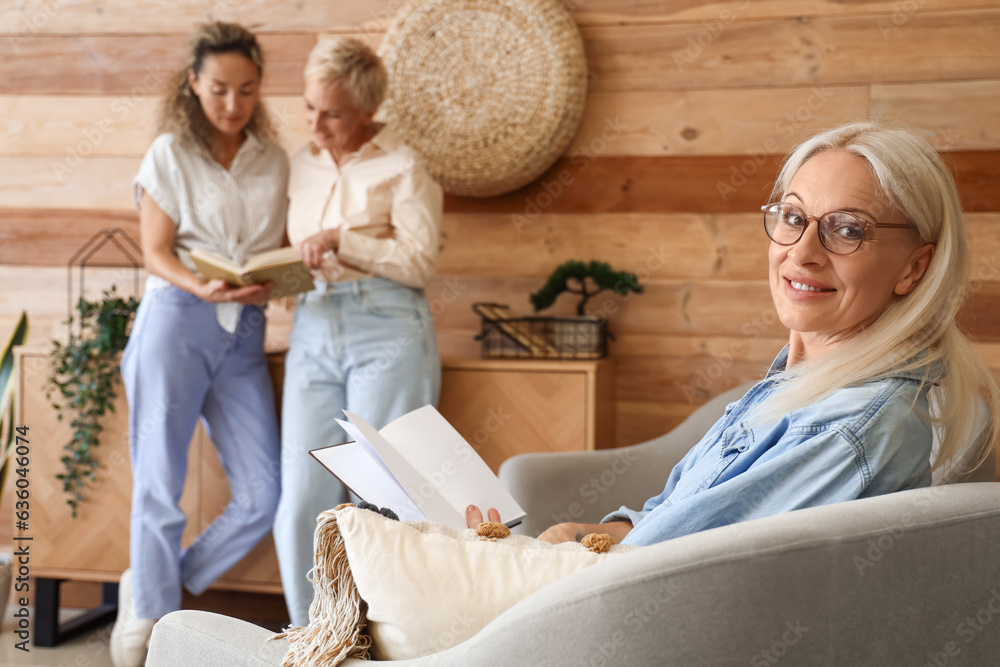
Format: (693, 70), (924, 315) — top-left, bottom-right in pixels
(273, 37), (443, 626)
(470, 121), (999, 547)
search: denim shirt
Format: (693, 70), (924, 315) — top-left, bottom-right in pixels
(606, 346), (935, 547)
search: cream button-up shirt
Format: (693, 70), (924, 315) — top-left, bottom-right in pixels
(286, 124), (443, 289)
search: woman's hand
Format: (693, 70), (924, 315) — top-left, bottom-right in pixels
(537, 523), (584, 544)
(465, 505), (502, 528)
(295, 229), (341, 270)
(196, 278), (274, 305)
(538, 520), (634, 545)
(464, 506), (581, 545)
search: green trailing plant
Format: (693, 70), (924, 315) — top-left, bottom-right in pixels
(47, 286), (139, 517)
(530, 260), (643, 316)
(0, 312), (29, 498)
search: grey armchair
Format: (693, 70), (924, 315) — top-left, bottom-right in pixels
(147, 384), (1000, 666)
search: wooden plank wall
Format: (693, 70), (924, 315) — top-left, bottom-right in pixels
(2, 0), (1000, 455)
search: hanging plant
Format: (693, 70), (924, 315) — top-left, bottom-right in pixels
(47, 286), (139, 517)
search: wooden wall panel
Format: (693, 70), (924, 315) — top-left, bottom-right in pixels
(439, 213), (769, 280)
(0, 156), (139, 210)
(571, 0), (1000, 24)
(4, 211), (1000, 281)
(570, 85), (869, 157)
(0, 1), (385, 35)
(582, 10), (1000, 92)
(0, 95), (309, 158)
(6, 211), (1000, 282)
(869, 81), (1000, 151)
(3, 86), (859, 160)
(443, 152), (1000, 214)
(576, 80), (1000, 156)
(7, 81), (1000, 163)
(6, 10), (1000, 97)
(5, 152), (999, 215)
(3, 0), (998, 35)
(0, 34), (315, 95)
(0, 209), (141, 266)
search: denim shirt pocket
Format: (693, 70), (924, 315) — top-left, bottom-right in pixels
(699, 423), (753, 491)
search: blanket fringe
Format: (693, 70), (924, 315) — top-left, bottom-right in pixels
(273, 504), (371, 666)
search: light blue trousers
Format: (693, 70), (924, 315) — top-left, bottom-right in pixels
(121, 286), (281, 619)
(273, 278), (441, 626)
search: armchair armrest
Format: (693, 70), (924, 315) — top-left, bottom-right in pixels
(499, 383), (752, 537)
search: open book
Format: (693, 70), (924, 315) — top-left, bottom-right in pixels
(310, 406), (526, 530)
(189, 246), (315, 299)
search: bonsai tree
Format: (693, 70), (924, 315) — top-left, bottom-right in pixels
(530, 260), (643, 316)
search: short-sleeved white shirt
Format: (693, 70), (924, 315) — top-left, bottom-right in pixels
(133, 132), (289, 331)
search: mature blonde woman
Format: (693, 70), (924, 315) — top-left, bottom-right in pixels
(470, 121), (999, 546)
(273, 37), (443, 626)
(112, 22), (287, 667)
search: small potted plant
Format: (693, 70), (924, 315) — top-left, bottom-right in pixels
(475, 260), (642, 359)
(530, 260), (642, 357)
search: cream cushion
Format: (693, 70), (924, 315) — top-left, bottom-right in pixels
(292, 505), (639, 663)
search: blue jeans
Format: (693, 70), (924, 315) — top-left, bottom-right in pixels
(121, 286), (280, 618)
(273, 278), (441, 626)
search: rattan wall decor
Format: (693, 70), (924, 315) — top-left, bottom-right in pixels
(378, 0), (588, 197)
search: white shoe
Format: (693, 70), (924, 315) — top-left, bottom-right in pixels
(110, 569), (157, 667)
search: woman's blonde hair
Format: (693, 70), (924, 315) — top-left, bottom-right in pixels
(761, 121), (998, 472)
(304, 37), (387, 115)
(158, 21), (274, 151)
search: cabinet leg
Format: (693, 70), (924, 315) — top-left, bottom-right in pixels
(33, 578), (60, 647)
(32, 578), (119, 647)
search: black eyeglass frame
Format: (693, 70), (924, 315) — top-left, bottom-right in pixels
(761, 202), (917, 255)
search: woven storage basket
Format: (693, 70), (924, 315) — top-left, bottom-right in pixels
(378, 0), (588, 197)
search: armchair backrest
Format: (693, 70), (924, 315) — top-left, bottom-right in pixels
(928, 387), (995, 484)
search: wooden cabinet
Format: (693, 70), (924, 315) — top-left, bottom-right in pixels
(14, 348), (284, 593)
(14, 349), (614, 594)
(438, 357), (616, 472)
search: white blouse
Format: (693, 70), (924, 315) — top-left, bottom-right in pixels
(133, 132), (289, 331)
(286, 124), (442, 288)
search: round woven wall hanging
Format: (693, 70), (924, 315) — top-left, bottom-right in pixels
(378, 0), (588, 197)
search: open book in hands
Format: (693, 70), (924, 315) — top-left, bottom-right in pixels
(310, 406), (526, 530)
(189, 246), (315, 299)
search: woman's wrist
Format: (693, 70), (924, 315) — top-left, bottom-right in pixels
(323, 228), (341, 252)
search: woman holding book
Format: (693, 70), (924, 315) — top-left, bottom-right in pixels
(273, 37), (443, 627)
(112, 22), (287, 667)
(468, 122), (999, 548)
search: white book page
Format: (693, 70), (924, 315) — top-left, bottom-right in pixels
(377, 405), (526, 527)
(309, 441), (426, 522)
(189, 247), (243, 273)
(335, 417), (396, 484)
(244, 246), (303, 271)
(342, 410), (468, 529)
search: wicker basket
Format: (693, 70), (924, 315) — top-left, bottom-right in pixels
(378, 0), (588, 197)
(474, 303), (608, 359)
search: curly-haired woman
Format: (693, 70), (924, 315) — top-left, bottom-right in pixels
(111, 22), (287, 667)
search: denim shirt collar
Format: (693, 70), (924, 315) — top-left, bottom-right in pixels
(766, 344), (941, 384)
